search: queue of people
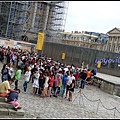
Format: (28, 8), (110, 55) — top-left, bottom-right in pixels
(0, 46), (97, 109)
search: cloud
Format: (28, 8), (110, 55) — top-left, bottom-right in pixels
(65, 1), (120, 33)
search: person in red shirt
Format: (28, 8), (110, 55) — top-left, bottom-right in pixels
(74, 70), (80, 89)
(48, 71), (55, 97)
(31, 58), (36, 64)
(24, 61), (29, 74)
(0, 48), (5, 62)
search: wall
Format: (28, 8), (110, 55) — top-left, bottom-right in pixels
(0, 39), (34, 52)
(93, 76), (120, 97)
(0, 39), (14, 47)
(43, 42), (120, 77)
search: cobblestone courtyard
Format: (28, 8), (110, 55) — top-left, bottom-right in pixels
(0, 62), (120, 118)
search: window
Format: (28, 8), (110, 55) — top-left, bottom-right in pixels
(84, 36), (86, 40)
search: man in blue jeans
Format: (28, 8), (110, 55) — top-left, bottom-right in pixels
(80, 69), (87, 89)
(60, 71), (69, 97)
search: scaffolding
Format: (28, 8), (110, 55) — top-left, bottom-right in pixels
(0, 1), (29, 40)
(0, 2), (10, 37)
(45, 1), (69, 41)
(0, 1), (69, 43)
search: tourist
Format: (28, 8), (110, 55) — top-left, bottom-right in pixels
(7, 89), (21, 111)
(60, 71), (69, 97)
(14, 66), (22, 90)
(74, 69), (80, 89)
(7, 63), (14, 79)
(86, 69), (92, 84)
(48, 71), (55, 97)
(90, 67), (98, 84)
(38, 69), (45, 96)
(32, 69), (40, 95)
(23, 67), (31, 93)
(1, 64), (10, 82)
(68, 79), (75, 101)
(79, 69), (87, 89)
(42, 72), (49, 97)
(65, 71), (75, 99)
(0, 78), (19, 98)
(54, 70), (62, 97)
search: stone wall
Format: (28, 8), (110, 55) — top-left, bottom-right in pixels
(0, 39), (33, 52)
(93, 76), (120, 97)
(43, 41), (120, 77)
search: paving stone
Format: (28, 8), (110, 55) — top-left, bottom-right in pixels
(0, 62), (120, 118)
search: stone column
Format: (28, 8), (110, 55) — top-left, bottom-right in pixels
(110, 36), (114, 52)
(106, 36), (110, 52)
(115, 37), (118, 52)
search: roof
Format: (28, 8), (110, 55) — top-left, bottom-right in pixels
(107, 27), (120, 33)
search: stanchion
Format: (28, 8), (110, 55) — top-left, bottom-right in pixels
(72, 88), (81, 103)
(72, 88), (85, 107)
(114, 107), (116, 118)
(96, 99), (100, 114)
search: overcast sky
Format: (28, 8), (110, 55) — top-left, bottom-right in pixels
(65, 1), (120, 34)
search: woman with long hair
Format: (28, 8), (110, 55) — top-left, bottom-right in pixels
(48, 71), (54, 97)
(1, 64), (10, 82)
(68, 79), (75, 101)
(7, 63), (14, 79)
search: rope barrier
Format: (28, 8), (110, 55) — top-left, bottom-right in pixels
(72, 90), (81, 103)
(81, 91), (100, 102)
(99, 99), (116, 111)
(116, 108), (120, 114)
(72, 89), (120, 118)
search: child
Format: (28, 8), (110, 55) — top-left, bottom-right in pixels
(7, 89), (21, 111)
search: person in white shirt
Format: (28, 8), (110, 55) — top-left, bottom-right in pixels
(65, 71), (75, 99)
(21, 55), (25, 61)
(42, 72), (49, 97)
(8, 63), (14, 79)
(23, 67), (31, 93)
(32, 69), (40, 95)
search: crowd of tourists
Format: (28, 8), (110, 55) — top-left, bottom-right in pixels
(0, 46), (97, 110)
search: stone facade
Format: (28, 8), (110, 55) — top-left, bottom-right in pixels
(55, 31), (108, 51)
(106, 27), (120, 53)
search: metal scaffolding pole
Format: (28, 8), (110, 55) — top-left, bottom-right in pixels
(5, 2), (12, 38)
